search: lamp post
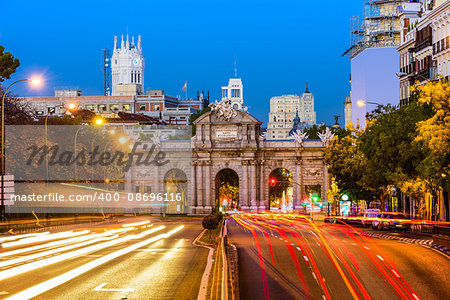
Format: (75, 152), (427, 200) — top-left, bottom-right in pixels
(356, 100), (383, 107)
(1, 78), (41, 221)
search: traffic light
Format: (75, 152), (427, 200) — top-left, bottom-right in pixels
(269, 178), (277, 186)
(312, 193), (319, 202)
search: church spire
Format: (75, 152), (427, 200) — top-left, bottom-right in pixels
(114, 35), (118, 49)
(121, 35), (125, 49)
(138, 35), (142, 51)
(305, 82), (310, 93)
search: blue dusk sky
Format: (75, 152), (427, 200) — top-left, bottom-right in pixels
(1, 0), (364, 126)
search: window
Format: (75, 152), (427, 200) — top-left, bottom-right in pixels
(231, 89), (240, 98)
(139, 104), (146, 111)
(86, 105), (95, 111)
(98, 104), (107, 112)
(222, 90), (228, 98)
(154, 104), (161, 111)
(123, 104), (131, 111)
(36, 111), (44, 115)
(110, 104), (119, 111)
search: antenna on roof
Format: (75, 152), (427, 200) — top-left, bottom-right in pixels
(234, 57), (237, 77)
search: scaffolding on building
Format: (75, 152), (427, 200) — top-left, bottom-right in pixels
(343, 0), (405, 58)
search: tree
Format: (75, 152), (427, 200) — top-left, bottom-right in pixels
(0, 46), (20, 82)
(202, 214), (219, 238)
(414, 81), (450, 219)
(324, 125), (371, 203)
(189, 107), (210, 135)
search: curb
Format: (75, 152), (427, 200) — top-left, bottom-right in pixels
(365, 232), (450, 256)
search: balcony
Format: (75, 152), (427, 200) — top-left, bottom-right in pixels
(433, 37), (450, 55)
(416, 36), (432, 52)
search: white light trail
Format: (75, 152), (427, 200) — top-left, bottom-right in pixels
(6, 225), (184, 300)
(0, 226), (165, 281)
(0, 228), (132, 259)
(121, 220), (151, 228)
(1, 231), (89, 248)
(0, 232), (50, 244)
(0, 231), (116, 268)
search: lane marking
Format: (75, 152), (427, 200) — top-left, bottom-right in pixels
(303, 256), (309, 262)
(5, 225), (183, 300)
(376, 255), (384, 261)
(412, 293), (420, 300)
(391, 269), (400, 278)
(92, 283), (134, 292)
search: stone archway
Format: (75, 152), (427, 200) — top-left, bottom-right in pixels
(164, 168), (188, 214)
(215, 169), (239, 212)
(268, 168), (294, 211)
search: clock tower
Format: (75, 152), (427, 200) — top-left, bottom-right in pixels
(111, 34), (144, 96)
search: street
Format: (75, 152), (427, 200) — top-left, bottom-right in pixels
(228, 213), (450, 300)
(0, 217), (208, 300)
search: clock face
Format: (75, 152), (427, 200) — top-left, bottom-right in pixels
(132, 57), (140, 66)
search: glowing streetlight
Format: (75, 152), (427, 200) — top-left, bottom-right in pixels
(109, 129), (116, 135)
(30, 78), (41, 86)
(357, 100), (382, 107)
(94, 117), (104, 125)
(68, 103), (76, 110)
(118, 136), (128, 144)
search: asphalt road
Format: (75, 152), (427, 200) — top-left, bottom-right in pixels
(0, 217), (208, 300)
(228, 213), (450, 300)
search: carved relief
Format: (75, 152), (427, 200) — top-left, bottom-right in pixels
(304, 168), (323, 177)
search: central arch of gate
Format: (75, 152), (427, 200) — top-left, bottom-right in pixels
(191, 108), (329, 215)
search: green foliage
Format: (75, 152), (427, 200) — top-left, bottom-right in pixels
(189, 107), (211, 135)
(302, 124), (327, 139)
(211, 210), (223, 222)
(0, 45), (20, 82)
(269, 168), (292, 199)
(202, 214), (219, 238)
(359, 101), (433, 197)
(324, 126), (372, 201)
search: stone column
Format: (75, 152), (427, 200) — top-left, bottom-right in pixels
(294, 158), (302, 210)
(299, 159), (304, 213)
(196, 162), (203, 214)
(323, 164), (329, 207)
(241, 160), (250, 210)
(190, 162), (197, 214)
(250, 161), (258, 211)
(204, 161), (212, 214)
(259, 160), (266, 211)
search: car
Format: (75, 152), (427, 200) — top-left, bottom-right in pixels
(379, 213), (411, 231)
(372, 213), (383, 230)
(361, 209), (381, 228)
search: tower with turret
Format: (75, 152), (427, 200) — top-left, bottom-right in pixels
(111, 34), (144, 96)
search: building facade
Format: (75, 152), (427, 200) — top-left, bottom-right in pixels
(221, 78), (244, 110)
(344, 1), (421, 126)
(299, 84), (316, 125)
(111, 35), (144, 96)
(398, 2), (422, 106)
(21, 89), (208, 126)
(397, 0), (449, 106)
(266, 84), (316, 140)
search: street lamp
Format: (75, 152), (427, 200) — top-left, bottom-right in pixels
(1, 78), (42, 220)
(357, 100), (383, 107)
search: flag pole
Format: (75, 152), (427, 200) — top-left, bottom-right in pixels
(185, 80), (187, 99)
